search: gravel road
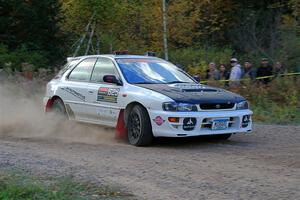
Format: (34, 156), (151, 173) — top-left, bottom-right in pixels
(0, 124), (299, 200)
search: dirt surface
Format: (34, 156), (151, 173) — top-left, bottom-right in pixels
(0, 124), (299, 200)
(0, 81), (299, 199)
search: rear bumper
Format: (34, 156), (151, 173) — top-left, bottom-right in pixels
(148, 109), (253, 137)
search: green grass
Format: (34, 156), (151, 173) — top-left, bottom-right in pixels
(0, 170), (130, 200)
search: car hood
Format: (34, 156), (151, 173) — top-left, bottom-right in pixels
(134, 83), (245, 104)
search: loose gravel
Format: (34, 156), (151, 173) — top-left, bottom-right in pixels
(0, 124), (299, 200)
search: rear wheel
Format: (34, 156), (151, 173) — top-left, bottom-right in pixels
(127, 105), (153, 146)
(51, 98), (67, 119)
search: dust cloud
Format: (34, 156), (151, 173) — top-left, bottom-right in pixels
(0, 80), (118, 145)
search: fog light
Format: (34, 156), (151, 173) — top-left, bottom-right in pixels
(242, 115), (251, 123)
(241, 115), (251, 128)
(168, 117), (179, 123)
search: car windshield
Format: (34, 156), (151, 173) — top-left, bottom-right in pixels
(116, 58), (195, 84)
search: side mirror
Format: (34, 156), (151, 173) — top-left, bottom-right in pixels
(103, 75), (122, 85)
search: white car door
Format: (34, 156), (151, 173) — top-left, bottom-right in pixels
(61, 57), (97, 120)
(85, 57), (122, 127)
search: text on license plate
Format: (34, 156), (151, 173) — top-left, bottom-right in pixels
(212, 118), (229, 130)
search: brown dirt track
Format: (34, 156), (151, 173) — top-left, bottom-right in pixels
(0, 124), (299, 200)
(0, 81), (299, 199)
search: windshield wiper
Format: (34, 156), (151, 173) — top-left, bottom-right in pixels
(134, 82), (160, 84)
(166, 81), (190, 84)
(134, 81), (189, 84)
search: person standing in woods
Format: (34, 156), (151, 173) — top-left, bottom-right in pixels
(242, 61), (256, 80)
(273, 61), (286, 77)
(219, 64), (230, 86)
(205, 62), (220, 80)
(256, 58), (273, 84)
(229, 58), (242, 87)
(219, 64), (230, 80)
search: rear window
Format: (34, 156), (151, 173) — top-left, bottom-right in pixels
(68, 58), (97, 82)
(57, 60), (80, 76)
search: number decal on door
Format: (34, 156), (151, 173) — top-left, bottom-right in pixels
(97, 87), (120, 103)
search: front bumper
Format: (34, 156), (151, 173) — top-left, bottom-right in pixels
(148, 109), (253, 137)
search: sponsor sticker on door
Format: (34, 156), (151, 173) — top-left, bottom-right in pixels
(97, 87), (120, 103)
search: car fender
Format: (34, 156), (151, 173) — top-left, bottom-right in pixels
(44, 80), (65, 112)
(115, 84), (173, 134)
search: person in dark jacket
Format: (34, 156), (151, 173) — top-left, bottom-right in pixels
(219, 64), (230, 87)
(242, 61), (256, 80)
(219, 64), (230, 80)
(273, 61), (286, 77)
(256, 58), (273, 84)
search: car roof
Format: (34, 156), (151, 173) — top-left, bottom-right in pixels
(67, 54), (162, 62)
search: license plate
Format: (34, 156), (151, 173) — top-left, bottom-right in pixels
(212, 118), (229, 130)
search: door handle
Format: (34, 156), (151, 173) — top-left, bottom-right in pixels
(88, 91), (94, 94)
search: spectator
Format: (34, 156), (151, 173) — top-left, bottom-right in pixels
(219, 64), (230, 87)
(273, 61), (286, 77)
(219, 64), (230, 80)
(256, 58), (273, 84)
(229, 58), (242, 86)
(243, 61), (256, 80)
(205, 62), (220, 80)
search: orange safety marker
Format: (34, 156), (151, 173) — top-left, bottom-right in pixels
(115, 109), (127, 139)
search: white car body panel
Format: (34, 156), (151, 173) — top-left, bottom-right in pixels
(44, 55), (253, 137)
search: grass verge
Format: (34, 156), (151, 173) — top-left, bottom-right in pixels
(0, 169), (132, 200)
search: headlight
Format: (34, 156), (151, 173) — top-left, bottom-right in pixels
(236, 101), (249, 110)
(162, 102), (198, 112)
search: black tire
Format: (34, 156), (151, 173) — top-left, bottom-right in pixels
(212, 133), (232, 140)
(51, 98), (67, 119)
(127, 105), (153, 146)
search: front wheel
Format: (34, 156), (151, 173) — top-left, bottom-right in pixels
(127, 105), (153, 146)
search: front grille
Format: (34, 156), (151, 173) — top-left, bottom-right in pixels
(200, 103), (235, 110)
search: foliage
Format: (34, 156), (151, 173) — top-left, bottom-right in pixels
(56, 0), (300, 70)
(1, 0), (300, 70)
(256, 77), (299, 124)
(0, 44), (48, 71)
(0, 0), (63, 61)
(168, 47), (233, 75)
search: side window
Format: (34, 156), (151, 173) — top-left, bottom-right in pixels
(91, 58), (118, 83)
(68, 58), (96, 82)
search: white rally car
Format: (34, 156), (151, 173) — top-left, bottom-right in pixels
(44, 54), (252, 146)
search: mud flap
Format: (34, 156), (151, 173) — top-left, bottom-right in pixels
(115, 109), (127, 139)
(45, 99), (53, 112)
